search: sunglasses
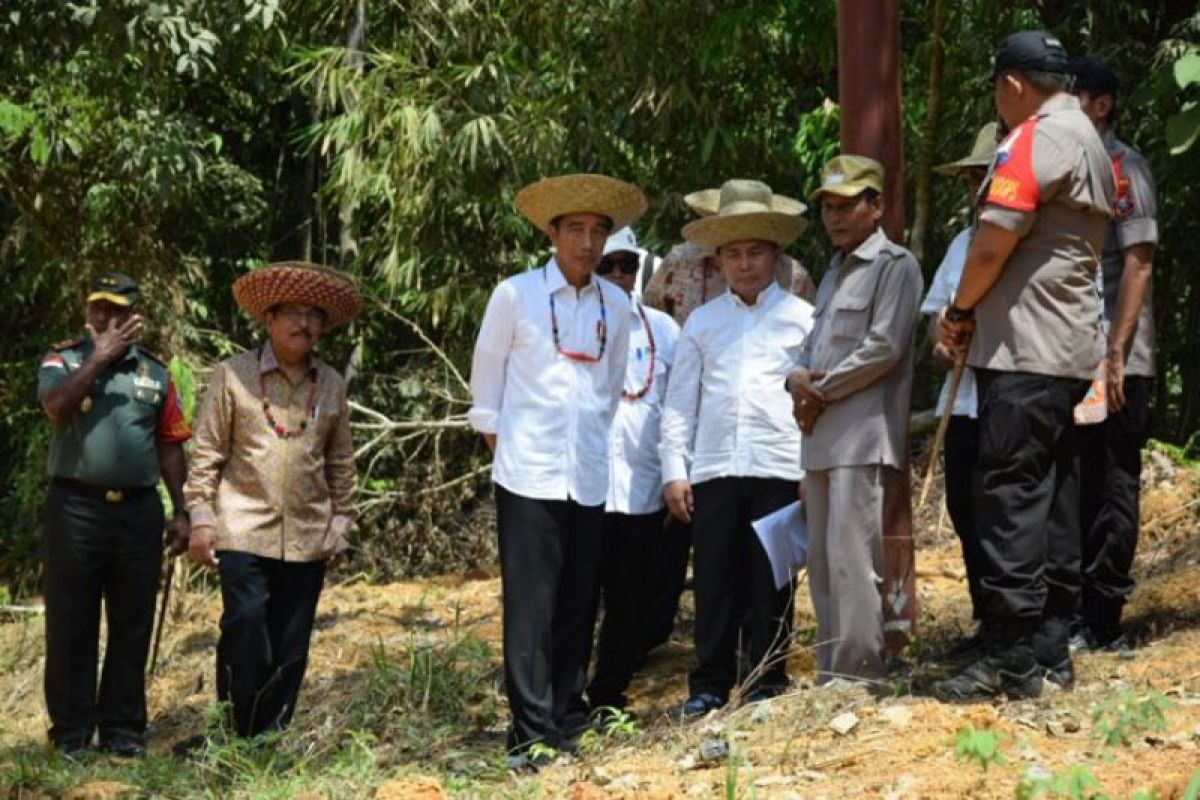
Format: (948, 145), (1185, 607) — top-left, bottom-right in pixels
(596, 255), (640, 276)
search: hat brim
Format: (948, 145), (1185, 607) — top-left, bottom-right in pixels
(933, 157), (993, 176)
(684, 188), (807, 217)
(516, 174), (648, 234)
(233, 262), (363, 329)
(808, 181), (882, 202)
(682, 212), (806, 251)
(86, 291), (134, 307)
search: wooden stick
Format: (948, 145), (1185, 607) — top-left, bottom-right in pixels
(148, 555), (175, 678)
(918, 350), (968, 510)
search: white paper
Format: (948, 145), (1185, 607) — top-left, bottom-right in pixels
(752, 500), (808, 590)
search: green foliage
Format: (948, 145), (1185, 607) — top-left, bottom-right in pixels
(1091, 690), (1171, 748)
(1015, 764), (1107, 800)
(1185, 768), (1200, 800)
(1167, 46), (1200, 154)
(577, 707), (642, 756)
(954, 724), (1006, 772)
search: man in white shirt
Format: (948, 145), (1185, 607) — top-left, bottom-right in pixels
(585, 227), (681, 714)
(468, 174), (646, 768)
(789, 155), (924, 684)
(661, 179), (813, 719)
(920, 124), (997, 654)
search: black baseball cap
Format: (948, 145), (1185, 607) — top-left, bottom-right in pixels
(1070, 56), (1119, 97)
(991, 31), (1070, 79)
(86, 272), (140, 308)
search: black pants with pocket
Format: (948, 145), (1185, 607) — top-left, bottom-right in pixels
(42, 481), (164, 747)
(1077, 376), (1152, 641)
(216, 551), (325, 737)
(643, 516), (692, 653)
(495, 485), (604, 753)
(973, 369), (1089, 668)
(944, 415), (984, 622)
(688, 476), (796, 700)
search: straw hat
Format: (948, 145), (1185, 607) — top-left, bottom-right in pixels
(681, 179), (807, 251)
(684, 187), (807, 218)
(233, 262), (363, 328)
(934, 123), (999, 176)
(515, 174), (648, 234)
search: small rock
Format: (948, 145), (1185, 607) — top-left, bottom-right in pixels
(590, 766), (613, 785)
(698, 738), (730, 763)
(677, 754), (698, 772)
(879, 706), (912, 728)
(1045, 720), (1065, 738)
(700, 719), (726, 737)
(829, 711), (859, 736)
(1144, 734), (1166, 748)
(1062, 716), (1081, 733)
(750, 700), (774, 723)
(609, 774), (640, 791)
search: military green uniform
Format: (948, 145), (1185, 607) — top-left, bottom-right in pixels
(37, 274), (191, 752)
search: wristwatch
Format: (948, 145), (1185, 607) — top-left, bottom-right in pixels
(945, 303), (975, 322)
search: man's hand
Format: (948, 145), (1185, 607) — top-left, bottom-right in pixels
(936, 307), (975, 358)
(87, 314), (144, 364)
(664, 480), (694, 524)
(788, 369), (826, 435)
(187, 524), (219, 569)
(1106, 351), (1127, 413)
(483, 433), (497, 454)
(931, 341), (957, 368)
(165, 514), (190, 557)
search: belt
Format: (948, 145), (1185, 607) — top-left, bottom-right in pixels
(51, 478), (157, 504)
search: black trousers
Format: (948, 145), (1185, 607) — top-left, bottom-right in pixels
(688, 476), (796, 699)
(644, 516), (692, 652)
(495, 485), (603, 753)
(586, 510), (664, 710)
(42, 481), (164, 746)
(944, 415), (984, 622)
(216, 551), (325, 737)
(974, 370), (1089, 667)
(1078, 376), (1152, 640)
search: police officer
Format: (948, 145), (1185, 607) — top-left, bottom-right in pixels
(38, 273), (192, 757)
(1069, 56), (1158, 654)
(933, 32), (1115, 700)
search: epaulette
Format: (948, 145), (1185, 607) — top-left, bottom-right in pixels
(138, 348), (169, 368)
(50, 337), (84, 351)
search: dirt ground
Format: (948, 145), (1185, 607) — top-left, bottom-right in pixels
(1, 451), (1198, 798)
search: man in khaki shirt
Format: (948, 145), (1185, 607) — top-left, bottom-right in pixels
(788, 155), (923, 683)
(184, 262), (361, 739)
(934, 32), (1115, 701)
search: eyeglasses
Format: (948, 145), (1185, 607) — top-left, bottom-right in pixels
(274, 307), (326, 324)
(596, 256), (640, 276)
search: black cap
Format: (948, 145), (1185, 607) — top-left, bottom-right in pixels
(86, 272), (140, 308)
(991, 30), (1070, 79)
(1070, 56), (1118, 97)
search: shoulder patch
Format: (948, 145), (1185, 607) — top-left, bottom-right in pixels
(51, 337), (84, 351)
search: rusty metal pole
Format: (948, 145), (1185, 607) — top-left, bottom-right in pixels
(836, 0), (917, 654)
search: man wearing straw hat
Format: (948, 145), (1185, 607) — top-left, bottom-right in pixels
(933, 31), (1115, 700)
(660, 179), (813, 719)
(37, 272), (192, 759)
(468, 174), (643, 768)
(787, 155), (923, 684)
(919, 124), (998, 655)
(585, 226), (682, 716)
(183, 262), (361, 740)
(1069, 55), (1159, 656)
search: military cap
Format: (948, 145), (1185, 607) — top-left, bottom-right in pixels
(87, 272), (140, 308)
(991, 31), (1069, 79)
(809, 155), (885, 202)
(1070, 56), (1119, 97)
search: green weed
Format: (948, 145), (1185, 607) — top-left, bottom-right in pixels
(1091, 690), (1171, 747)
(1015, 764), (1106, 800)
(954, 725), (1006, 772)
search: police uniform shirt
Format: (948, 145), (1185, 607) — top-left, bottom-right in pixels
(38, 340), (192, 488)
(970, 93), (1116, 381)
(1101, 129), (1158, 377)
(797, 228), (924, 471)
(607, 298), (680, 515)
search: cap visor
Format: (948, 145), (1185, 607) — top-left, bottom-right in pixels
(808, 181), (879, 202)
(87, 292), (134, 307)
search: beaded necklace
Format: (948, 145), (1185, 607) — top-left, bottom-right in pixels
(622, 303), (657, 401)
(259, 347), (318, 439)
(546, 268), (607, 363)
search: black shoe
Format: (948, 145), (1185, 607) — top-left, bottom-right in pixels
(932, 654), (1043, 701)
(1068, 627), (1096, 653)
(505, 749), (554, 773)
(674, 693), (726, 721)
(50, 738), (91, 762)
(949, 631), (987, 657)
(99, 737), (147, 758)
(1097, 633), (1132, 655)
(1042, 658), (1075, 689)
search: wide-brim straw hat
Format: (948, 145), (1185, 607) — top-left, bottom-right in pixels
(233, 262), (363, 328)
(934, 122), (999, 176)
(681, 179), (807, 251)
(515, 174), (648, 233)
(684, 188), (807, 218)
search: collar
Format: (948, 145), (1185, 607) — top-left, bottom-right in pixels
(545, 257), (598, 296)
(260, 342), (316, 378)
(1037, 92), (1080, 117)
(848, 227), (888, 262)
(728, 280), (779, 310)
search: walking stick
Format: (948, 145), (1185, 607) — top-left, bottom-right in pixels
(148, 554), (175, 678)
(918, 348), (968, 510)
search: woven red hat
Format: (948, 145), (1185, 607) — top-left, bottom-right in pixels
(233, 262), (363, 328)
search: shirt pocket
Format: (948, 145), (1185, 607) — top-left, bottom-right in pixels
(831, 295), (872, 341)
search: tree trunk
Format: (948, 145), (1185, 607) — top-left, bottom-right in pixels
(908, 0), (947, 262)
(338, 0), (366, 266)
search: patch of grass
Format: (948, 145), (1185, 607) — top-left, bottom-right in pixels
(953, 725), (1005, 772)
(1015, 764), (1106, 800)
(576, 707), (641, 756)
(1091, 689), (1171, 747)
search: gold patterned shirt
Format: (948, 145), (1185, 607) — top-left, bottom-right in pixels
(184, 345), (356, 562)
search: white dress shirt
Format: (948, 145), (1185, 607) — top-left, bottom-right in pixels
(468, 258), (631, 507)
(919, 227), (978, 418)
(660, 282), (813, 486)
(607, 298), (680, 515)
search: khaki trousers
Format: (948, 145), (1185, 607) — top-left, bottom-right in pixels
(805, 465), (890, 683)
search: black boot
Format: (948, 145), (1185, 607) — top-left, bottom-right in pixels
(933, 638), (1042, 701)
